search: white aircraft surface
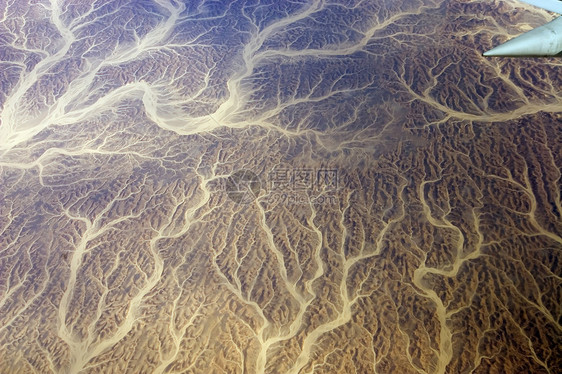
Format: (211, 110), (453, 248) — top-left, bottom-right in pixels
(484, 0), (562, 56)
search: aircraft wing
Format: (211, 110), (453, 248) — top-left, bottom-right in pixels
(518, 0), (562, 14)
(484, 0), (562, 56)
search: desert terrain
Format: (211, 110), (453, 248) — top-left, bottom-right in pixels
(0, 0), (560, 373)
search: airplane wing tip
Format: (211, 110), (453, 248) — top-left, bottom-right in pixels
(519, 0), (562, 14)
